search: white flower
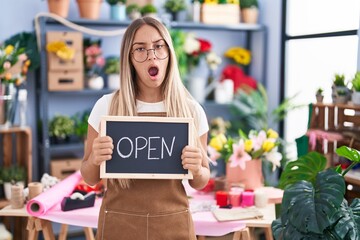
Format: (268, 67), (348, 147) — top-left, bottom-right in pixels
(183, 33), (200, 55)
(263, 147), (282, 171)
(206, 51), (222, 70)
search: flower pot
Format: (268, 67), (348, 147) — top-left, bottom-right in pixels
(226, 159), (264, 190)
(3, 181), (24, 200)
(77, 0), (102, 20)
(110, 4), (126, 21)
(241, 8), (259, 24)
(352, 91), (360, 105)
(107, 74), (120, 90)
(87, 75), (104, 90)
(316, 95), (324, 103)
(47, 0), (70, 18)
(0, 83), (17, 129)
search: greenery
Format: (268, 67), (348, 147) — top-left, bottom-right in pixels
(126, 4), (140, 15)
(0, 165), (27, 184)
(333, 73), (346, 87)
(240, 0), (259, 9)
(72, 110), (90, 140)
(164, 0), (187, 13)
(49, 115), (75, 140)
(351, 71), (360, 92)
(106, 0), (125, 5)
(273, 146), (360, 239)
(104, 56), (120, 74)
(316, 87), (324, 95)
(170, 30), (187, 78)
(140, 4), (157, 15)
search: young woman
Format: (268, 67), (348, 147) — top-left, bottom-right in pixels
(81, 17), (210, 239)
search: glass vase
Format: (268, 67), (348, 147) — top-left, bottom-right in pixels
(0, 82), (17, 129)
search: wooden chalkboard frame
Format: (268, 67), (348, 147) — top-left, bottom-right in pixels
(100, 116), (194, 179)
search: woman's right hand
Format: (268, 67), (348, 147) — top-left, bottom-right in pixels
(91, 136), (114, 166)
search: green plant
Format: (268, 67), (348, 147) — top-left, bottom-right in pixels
(316, 87), (324, 96)
(126, 4), (140, 15)
(106, 0), (125, 5)
(273, 146), (360, 239)
(49, 115), (75, 140)
(140, 4), (157, 15)
(72, 110), (90, 140)
(0, 165), (26, 184)
(164, 0), (186, 13)
(104, 56), (120, 74)
(333, 73), (346, 87)
(351, 71), (360, 92)
(240, 0), (259, 9)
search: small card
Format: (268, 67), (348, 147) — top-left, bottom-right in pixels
(211, 207), (263, 222)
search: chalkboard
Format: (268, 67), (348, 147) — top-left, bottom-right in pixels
(100, 116), (194, 179)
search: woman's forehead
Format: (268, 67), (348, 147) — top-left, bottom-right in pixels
(133, 25), (163, 44)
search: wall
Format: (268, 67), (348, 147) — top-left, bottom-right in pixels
(0, 0), (282, 180)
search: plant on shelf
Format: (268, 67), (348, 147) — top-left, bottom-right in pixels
(49, 114), (75, 144)
(104, 56), (120, 90)
(83, 38), (105, 89)
(315, 87), (324, 103)
(106, 0), (125, 5)
(164, 0), (187, 21)
(0, 165), (27, 200)
(140, 4), (157, 17)
(73, 110), (90, 142)
(272, 146), (360, 239)
(351, 71), (360, 105)
(126, 4), (141, 20)
(332, 73), (350, 104)
(239, 0), (259, 23)
(106, 0), (126, 21)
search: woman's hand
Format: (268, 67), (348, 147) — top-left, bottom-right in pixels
(181, 145), (203, 177)
(91, 136), (114, 166)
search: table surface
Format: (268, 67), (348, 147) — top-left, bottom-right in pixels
(0, 182), (282, 237)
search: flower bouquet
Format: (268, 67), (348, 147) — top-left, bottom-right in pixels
(183, 32), (212, 71)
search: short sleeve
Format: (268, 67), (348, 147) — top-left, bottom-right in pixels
(194, 102), (209, 136)
(88, 93), (114, 132)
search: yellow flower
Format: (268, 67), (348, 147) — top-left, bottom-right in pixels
(4, 72), (12, 80)
(209, 134), (227, 151)
(227, 0), (239, 4)
(46, 41), (67, 53)
(262, 140), (275, 152)
(244, 139), (253, 152)
(56, 46), (75, 61)
(225, 47), (251, 66)
(267, 129), (279, 139)
(25, 60), (31, 67)
(204, 0), (217, 3)
(4, 45), (14, 55)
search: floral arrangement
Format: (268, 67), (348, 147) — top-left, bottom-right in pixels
(224, 46), (251, 66)
(208, 128), (282, 171)
(84, 39), (105, 77)
(46, 41), (75, 61)
(205, 51), (222, 71)
(183, 32), (212, 70)
(0, 43), (31, 86)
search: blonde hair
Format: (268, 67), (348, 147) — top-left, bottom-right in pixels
(109, 17), (203, 188)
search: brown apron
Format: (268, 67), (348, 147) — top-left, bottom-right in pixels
(96, 112), (196, 240)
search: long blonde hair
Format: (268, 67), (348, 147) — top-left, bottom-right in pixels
(109, 17), (203, 188)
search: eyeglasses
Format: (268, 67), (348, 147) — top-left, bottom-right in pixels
(131, 44), (169, 63)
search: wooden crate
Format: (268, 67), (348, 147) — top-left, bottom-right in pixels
(46, 31), (83, 71)
(201, 4), (240, 24)
(0, 127), (32, 208)
(50, 158), (82, 180)
(48, 70), (84, 91)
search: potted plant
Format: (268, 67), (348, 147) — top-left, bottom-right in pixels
(126, 4), (141, 20)
(240, 0), (259, 24)
(332, 73), (349, 104)
(76, 0), (102, 20)
(46, 0), (70, 18)
(140, 4), (158, 18)
(1, 165), (27, 200)
(106, 0), (126, 21)
(272, 146), (360, 239)
(351, 71), (360, 105)
(73, 110), (90, 143)
(164, 0), (187, 22)
(315, 87), (324, 103)
(49, 114), (75, 144)
(104, 56), (120, 90)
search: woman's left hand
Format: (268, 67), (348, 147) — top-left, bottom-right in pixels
(181, 145), (203, 177)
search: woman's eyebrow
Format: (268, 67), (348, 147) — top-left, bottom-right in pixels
(132, 39), (165, 46)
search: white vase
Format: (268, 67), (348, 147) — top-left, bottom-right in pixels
(88, 75), (104, 90)
(107, 74), (120, 90)
(4, 181), (24, 200)
(188, 76), (206, 103)
(352, 91), (360, 105)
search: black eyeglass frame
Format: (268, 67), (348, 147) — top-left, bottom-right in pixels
(131, 45), (169, 63)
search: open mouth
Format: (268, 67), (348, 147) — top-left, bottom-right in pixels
(148, 66), (159, 77)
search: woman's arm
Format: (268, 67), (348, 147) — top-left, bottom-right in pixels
(182, 133), (210, 190)
(81, 124), (113, 186)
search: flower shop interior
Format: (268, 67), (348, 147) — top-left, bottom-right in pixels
(1, 0), (360, 239)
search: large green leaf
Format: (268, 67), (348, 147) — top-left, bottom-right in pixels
(278, 170), (345, 235)
(279, 152), (327, 189)
(336, 146), (360, 163)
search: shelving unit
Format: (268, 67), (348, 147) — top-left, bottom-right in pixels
(35, 16), (267, 178)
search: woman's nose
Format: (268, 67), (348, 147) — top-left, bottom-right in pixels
(147, 49), (156, 60)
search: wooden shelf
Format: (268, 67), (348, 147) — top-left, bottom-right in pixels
(0, 199), (10, 209)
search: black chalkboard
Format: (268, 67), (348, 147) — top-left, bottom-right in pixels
(100, 116), (194, 179)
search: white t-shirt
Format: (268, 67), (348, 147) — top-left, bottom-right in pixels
(88, 93), (209, 136)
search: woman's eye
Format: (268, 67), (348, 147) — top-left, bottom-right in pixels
(155, 45), (163, 49)
(135, 48), (145, 52)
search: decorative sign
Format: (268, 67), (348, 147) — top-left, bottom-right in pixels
(100, 116), (194, 179)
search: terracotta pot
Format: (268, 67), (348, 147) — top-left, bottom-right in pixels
(241, 8), (259, 24)
(77, 0), (102, 20)
(47, 0), (70, 18)
(226, 159), (264, 190)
